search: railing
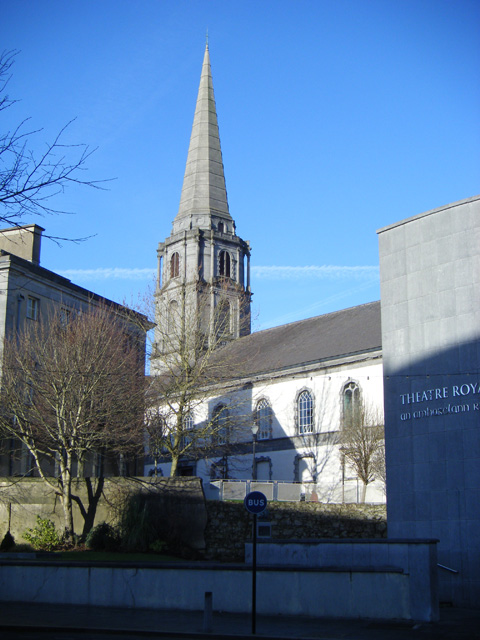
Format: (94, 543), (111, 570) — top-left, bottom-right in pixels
(205, 479), (370, 502)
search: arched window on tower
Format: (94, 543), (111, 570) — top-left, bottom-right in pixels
(343, 381), (361, 429)
(168, 300), (179, 334)
(219, 250), (231, 278)
(215, 298), (231, 339)
(170, 252), (180, 278)
(296, 390), (314, 434)
(218, 222), (224, 233)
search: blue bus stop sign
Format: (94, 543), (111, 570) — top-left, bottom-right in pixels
(244, 491), (267, 514)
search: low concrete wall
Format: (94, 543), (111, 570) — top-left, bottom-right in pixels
(245, 538), (439, 621)
(0, 560), (410, 620)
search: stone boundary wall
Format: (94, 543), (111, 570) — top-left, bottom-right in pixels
(0, 476), (207, 550)
(205, 501), (387, 561)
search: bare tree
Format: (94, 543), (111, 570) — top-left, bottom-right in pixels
(146, 282), (253, 477)
(0, 50), (104, 238)
(0, 303), (146, 542)
(340, 401), (384, 503)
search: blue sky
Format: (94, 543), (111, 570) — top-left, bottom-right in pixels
(3, 0), (479, 330)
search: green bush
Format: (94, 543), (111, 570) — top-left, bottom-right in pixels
(23, 516), (61, 551)
(85, 522), (119, 551)
(119, 493), (159, 552)
(0, 531), (15, 551)
(149, 539), (168, 554)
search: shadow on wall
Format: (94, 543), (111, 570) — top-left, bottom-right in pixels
(0, 476), (207, 554)
(383, 337), (479, 607)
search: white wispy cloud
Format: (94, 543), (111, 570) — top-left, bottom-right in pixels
(58, 265), (379, 283)
(252, 265), (379, 280)
(58, 267), (156, 281)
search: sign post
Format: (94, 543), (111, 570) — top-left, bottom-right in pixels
(244, 490), (267, 635)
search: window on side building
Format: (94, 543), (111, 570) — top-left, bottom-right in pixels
(297, 389), (314, 434)
(255, 398), (272, 440)
(26, 296), (39, 320)
(343, 381), (361, 429)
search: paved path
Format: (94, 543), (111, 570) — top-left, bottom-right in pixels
(0, 602), (479, 640)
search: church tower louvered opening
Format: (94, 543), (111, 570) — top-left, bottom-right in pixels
(151, 43), (252, 373)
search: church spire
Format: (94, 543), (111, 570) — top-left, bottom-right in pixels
(174, 43), (232, 232)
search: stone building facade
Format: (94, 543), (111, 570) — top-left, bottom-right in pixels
(0, 223), (148, 477)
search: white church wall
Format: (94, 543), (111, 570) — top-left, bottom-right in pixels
(146, 357), (385, 503)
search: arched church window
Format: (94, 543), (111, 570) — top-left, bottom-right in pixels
(170, 252), (180, 278)
(168, 300), (178, 333)
(255, 399), (272, 440)
(216, 299), (231, 338)
(218, 222), (224, 233)
(343, 381), (361, 429)
(212, 404), (229, 445)
(181, 412), (195, 450)
(219, 250), (231, 278)
(297, 389), (314, 434)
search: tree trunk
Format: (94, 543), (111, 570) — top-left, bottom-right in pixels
(170, 455), (179, 477)
(60, 465), (75, 542)
(359, 481), (367, 504)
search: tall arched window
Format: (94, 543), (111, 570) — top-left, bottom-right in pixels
(170, 252), (180, 278)
(218, 222), (224, 233)
(181, 412), (194, 450)
(168, 300), (178, 333)
(297, 390), (314, 434)
(212, 404), (229, 445)
(343, 381), (361, 429)
(216, 299), (231, 338)
(219, 250), (231, 278)
(255, 399), (272, 440)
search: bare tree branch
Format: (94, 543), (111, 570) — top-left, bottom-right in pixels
(340, 401), (384, 503)
(141, 281), (253, 477)
(0, 303), (146, 541)
(0, 50), (111, 243)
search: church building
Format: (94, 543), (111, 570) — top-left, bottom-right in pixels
(147, 44), (385, 504)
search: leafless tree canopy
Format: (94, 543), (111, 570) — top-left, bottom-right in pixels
(0, 50), (104, 239)
(146, 282), (253, 477)
(0, 303), (146, 540)
(340, 401), (385, 503)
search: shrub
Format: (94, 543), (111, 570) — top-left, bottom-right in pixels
(23, 516), (61, 551)
(119, 493), (159, 552)
(0, 531), (15, 551)
(149, 539), (168, 554)
(85, 522), (119, 551)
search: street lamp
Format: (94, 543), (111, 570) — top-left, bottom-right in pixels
(251, 423), (259, 481)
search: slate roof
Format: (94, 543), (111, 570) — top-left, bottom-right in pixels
(215, 301), (382, 381)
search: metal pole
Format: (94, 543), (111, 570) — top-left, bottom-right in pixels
(203, 591), (213, 632)
(252, 512), (257, 635)
(252, 434), (257, 482)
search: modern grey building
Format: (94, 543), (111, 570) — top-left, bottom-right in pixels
(378, 195), (480, 607)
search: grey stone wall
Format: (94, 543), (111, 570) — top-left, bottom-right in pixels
(0, 476), (207, 551)
(205, 501), (386, 561)
(378, 195), (480, 607)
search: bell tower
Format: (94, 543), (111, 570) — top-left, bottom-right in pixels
(151, 43), (251, 374)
